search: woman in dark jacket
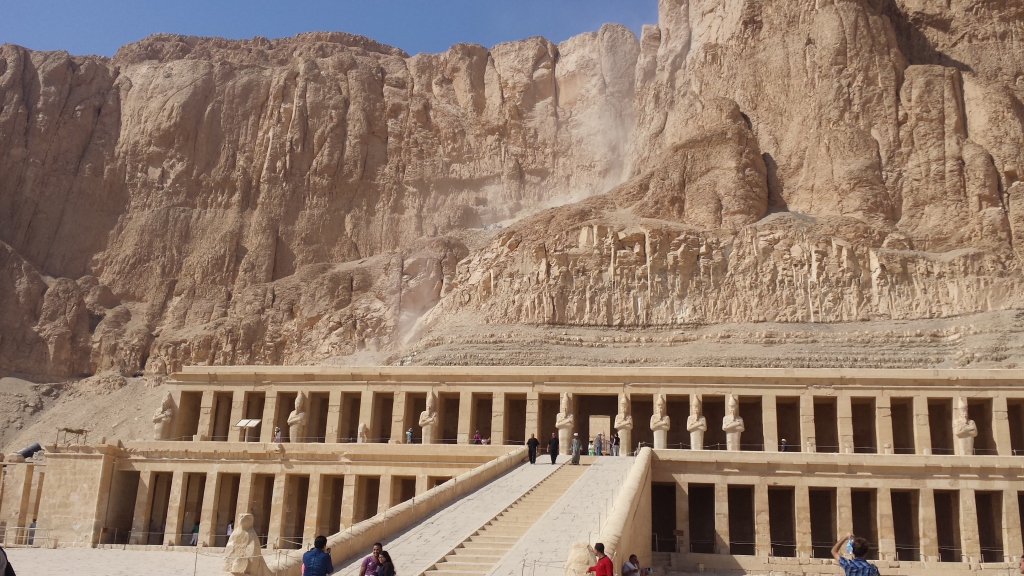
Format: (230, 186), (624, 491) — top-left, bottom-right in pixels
(377, 550), (396, 576)
(0, 545), (16, 576)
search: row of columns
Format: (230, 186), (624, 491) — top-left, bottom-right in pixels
(128, 469), (439, 549)
(674, 483), (1023, 563)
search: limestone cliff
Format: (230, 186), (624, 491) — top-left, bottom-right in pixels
(1, 1), (1023, 377)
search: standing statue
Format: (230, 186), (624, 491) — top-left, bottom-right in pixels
(953, 397), (978, 456)
(555, 392), (575, 455)
(614, 393), (634, 457)
(357, 422), (370, 444)
(287, 392), (308, 443)
(723, 394), (745, 451)
(686, 394), (707, 450)
(419, 390), (438, 444)
(650, 394), (671, 449)
(153, 392), (177, 440)
(223, 513), (271, 576)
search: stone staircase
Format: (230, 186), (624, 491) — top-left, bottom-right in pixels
(419, 462), (588, 576)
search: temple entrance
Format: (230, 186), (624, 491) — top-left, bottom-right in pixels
(576, 395), (617, 452)
(666, 395), (690, 449)
(505, 394), (527, 445)
(404, 393), (427, 443)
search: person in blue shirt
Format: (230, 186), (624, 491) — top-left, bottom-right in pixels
(303, 535), (334, 576)
(831, 534), (878, 576)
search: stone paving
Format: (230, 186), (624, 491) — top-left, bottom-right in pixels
(486, 455), (635, 576)
(4, 546), (225, 575)
(332, 457), (566, 576)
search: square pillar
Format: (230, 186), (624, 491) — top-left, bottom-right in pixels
(526, 392), (540, 440)
(415, 474), (429, 496)
(197, 473), (219, 546)
(876, 396), (894, 454)
(196, 390), (216, 441)
(876, 487), (896, 561)
(491, 392), (506, 446)
(762, 395), (778, 452)
(838, 394), (855, 454)
(235, 473), (254, 520)
(378, 474), (394, 513)
(919, 488), (939, 561)
(912, 396), (932, 455)
(228, 392), (247, 442)
(754, 484), (771, 557)
(837, 487), (853, 539)
(714, 483), (730, 554)
(325, 390), (343, 443)
(265, 474), (287, 549)
(163, 471), (186, 546)
(457, 391), (474, 444)
(129, 470), (154, 545)
(800, 395), (816, 452)
(795, 485), (813, 558)
(1003, 489), (1023, 562)
(339, 475), (358, 529)
(959, 489), (981, 562)
(259, 392), (279, 443)
(302, 474), (324, 548)
(676, 481), (690, 553)
(358, 391), (374, 440)
(992, 396), (1013, 456)
(391, 392), (407, 444)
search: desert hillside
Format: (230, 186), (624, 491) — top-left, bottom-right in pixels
(1, 0), (1023, 383)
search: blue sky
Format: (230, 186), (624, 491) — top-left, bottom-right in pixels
(1, 1), (657, 57)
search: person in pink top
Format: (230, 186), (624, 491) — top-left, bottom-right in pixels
(358, 542), (382, 576)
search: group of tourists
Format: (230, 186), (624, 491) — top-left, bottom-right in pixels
(302, 540), (396, 576)
(523, 430), (623, 465)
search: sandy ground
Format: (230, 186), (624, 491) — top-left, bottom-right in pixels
(4, 547), (225, 576)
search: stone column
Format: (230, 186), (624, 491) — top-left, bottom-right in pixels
(325, 390), (343, 443)
(676, 482), (690, 553)
(1003, 489), (1023, 562)
(919, 488), (939, 561)
(357, 391), (374, 442)
(836, 487), (853, 539)
(912, 396), (932, 455)
(795, 485), (812, 558)
(876, 488), (896, 561)
(196, 390), (216, 441)
(339, 475), (357, 529)
(129, 470), (154, 545)
(163, 471), (186, 546)
(800, 395), (816, 452)
(259, 392), (279, 443)
(876, 396), (894, 455)
(754, 484), (771, 557)
(491, 392), (506, 446)
(302, 474), (323, 548)
(228, 392), (247, 442)
(458, 391), (474, 444)
(837, 394), (855, 454)
(992, 396), (1013, 456)
(377, 474), (394, 513)
(415, 474), (429, 497)
(265, 474), (287, 549)
(762, 394), (778, 452)
(197, 473), (219, 546)
(651, 393), (670, 450)
(714, 483), (730, 555)
(390, 391), (407, 444)
(959, 489), (981, 563)
(526, 391), (540, 440)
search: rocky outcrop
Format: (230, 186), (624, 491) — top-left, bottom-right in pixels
(1, 1), (1024, 377)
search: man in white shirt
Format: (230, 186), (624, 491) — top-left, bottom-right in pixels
(622, 554), (644, 576)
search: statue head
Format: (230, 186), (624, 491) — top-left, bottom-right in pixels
(161, 392), (175, 409)
(956, 397), (969, 420)
(654, 394), (666, 417)
(294, 392), (306, 411)
(690, 394), (701, 416)
(560, 392), (571, 414)
(237, 513), (254, 531)
(619, 394), (630, 415)
(426, 390), (436, 411)
(728, 394), (739, 416)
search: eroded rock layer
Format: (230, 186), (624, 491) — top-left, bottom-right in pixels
(1, 1), (1023, 376)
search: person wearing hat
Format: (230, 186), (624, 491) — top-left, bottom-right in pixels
(406, 428), (414, 444)
(1, 543), (17, 576)
(274, 427), (282, 443)
(780, 438), (788, 452)
(570, 432), (583, 465)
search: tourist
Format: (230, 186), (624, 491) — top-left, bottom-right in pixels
(588, 438), (595, 456)
(611, 433), (620, 456)
(780, 438), (788, 452)
(0, 544), (16, 576)
(527, 434), (540, 464)
(595, 433), (603, 456)
(302, 535), (334, 576)
(571, 432), (583, 465)
(377, 550), (396, 576)
(473, 430), (482, 444)
(358, 542), (383, 576)
(226, 521), (233, 540)
(548, 432), (559, 464)
(587, 543), (613, 576)
(406, 428), (413, 444)
(274, 427), (282, 443)
(190, 520), (200, 545)
(621, 554), (643, 576)
(27, 519), (35, 545)
(831, 534), (879, 576)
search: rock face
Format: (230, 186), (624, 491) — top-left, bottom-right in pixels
(1, 1), (1023, 376)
